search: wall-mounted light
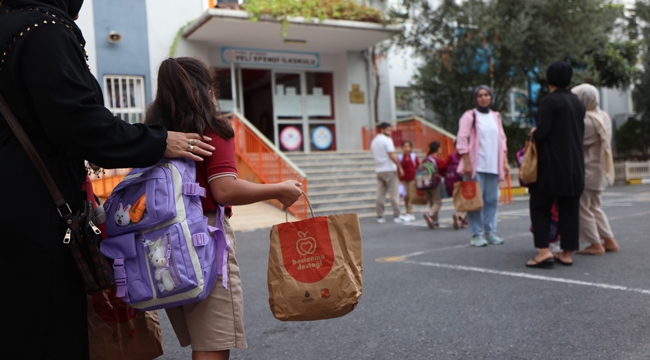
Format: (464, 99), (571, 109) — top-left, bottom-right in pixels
(283, 39), (307, 45)
(108, 30), (122, 43)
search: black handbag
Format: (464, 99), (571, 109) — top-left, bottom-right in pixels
(0, 93), (114, 294)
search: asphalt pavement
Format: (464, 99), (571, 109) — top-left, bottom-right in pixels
(158, 185), (650, 360)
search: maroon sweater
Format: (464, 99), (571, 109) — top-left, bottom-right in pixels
(399, 153), (420, 181)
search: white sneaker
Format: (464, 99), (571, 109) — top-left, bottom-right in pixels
(398, 214), (412, 222)
(407, 214), (416, 221)
(377, 217), (386, 224)
(471, 235), (488, 247)
(393, 216), (406, 223)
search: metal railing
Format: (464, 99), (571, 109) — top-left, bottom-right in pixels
(362, 116), (457, 160)
(231, 112), (310, 220)
(615, 161), (650, 182)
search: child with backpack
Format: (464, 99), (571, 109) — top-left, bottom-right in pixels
(421, 141), (447, 229)
(142, 58), (302, 359)
(398, 140), (420, 221)
(444, 146), (467, 230)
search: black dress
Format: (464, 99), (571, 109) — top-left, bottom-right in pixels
(0, 2), (167, 358)
(529, 88), (585, 250)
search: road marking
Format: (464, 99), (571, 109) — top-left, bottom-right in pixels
(376, 244), (470, 262)
(608, 210), (650, 221)
(401, 260), (650, 296)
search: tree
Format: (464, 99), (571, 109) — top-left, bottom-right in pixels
(394, 0), (639, 130)
(628, 0), (650, 159)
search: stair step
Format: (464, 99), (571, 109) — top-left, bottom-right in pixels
(310, 195), (377, 206)
(303, 167), (376, 175)
(298, 161), (376, 169)
(307, 189), (377, 198)
(308, 176), (378, 186)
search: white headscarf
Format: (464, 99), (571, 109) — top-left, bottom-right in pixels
(571, 84), (615, 185)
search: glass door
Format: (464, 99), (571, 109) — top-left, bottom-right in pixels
(273, 72), (306, 152)
(272, 71), (337, 152)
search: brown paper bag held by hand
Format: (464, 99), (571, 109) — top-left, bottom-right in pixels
(520, 139), (538, 184)
(88, 287), (163, 360)
(268, 194), (363, 321)
(408, 181), (428, 205)
(452, 181), (483, 213)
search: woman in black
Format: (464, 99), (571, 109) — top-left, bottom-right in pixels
(0, 1), (214, 358)
(526, 61), (586, 268)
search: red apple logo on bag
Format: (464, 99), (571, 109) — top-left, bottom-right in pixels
(278, 217), (335, 284)
(296, 231), (317, 256)
(461, 182), (476, 200)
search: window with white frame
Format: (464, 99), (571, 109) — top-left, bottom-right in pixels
(103, 75), (146, 124)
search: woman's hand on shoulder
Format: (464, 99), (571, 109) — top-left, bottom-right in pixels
(276, 180), (303, 207)
(164, 131), (215, 161)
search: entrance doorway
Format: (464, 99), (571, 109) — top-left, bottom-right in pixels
(223, 65), (337, 152)
(241, 69), (274, 142)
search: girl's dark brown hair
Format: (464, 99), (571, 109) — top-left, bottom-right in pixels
(145, 57), (234, 139)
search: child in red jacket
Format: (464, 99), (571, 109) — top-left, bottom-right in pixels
(399, 140), (419, 221)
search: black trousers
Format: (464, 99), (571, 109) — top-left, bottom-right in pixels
(530, 193), (580, 251)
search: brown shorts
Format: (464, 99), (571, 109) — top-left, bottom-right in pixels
(165, 213), (247, 351)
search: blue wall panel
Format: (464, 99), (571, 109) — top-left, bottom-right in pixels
(93, 0), (152, 102)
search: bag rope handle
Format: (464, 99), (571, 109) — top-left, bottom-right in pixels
(285, 192), (315, 223)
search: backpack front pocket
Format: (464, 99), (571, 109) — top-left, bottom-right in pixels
(100, 233), (154, 303)
(142, 223), (199, 298)
(106, 167), (177, 236)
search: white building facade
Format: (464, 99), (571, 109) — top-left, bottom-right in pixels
(75, 0), (400, 152)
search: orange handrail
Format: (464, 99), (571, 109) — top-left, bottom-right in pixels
(231, 112), (309, 220)
(362, 117), (456, 159)
(90, 168), (130, 201)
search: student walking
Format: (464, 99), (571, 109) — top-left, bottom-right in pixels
(370, 123), (406, 223)
(145, 57), (303, 359)
(422, 141), (447, 229)
(399, 140), (419, 222)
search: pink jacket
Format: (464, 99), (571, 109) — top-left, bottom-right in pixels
(455, 109), (508, 181)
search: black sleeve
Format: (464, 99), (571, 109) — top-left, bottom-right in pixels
(534, 96), (554, 142)
(20, 25), (167, 169)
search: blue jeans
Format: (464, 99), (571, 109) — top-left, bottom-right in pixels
(467, 172), (499, 237)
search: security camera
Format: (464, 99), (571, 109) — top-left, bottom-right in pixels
(108, 31), (122, 43)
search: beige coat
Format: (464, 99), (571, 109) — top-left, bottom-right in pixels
(572, 84), (615, 191)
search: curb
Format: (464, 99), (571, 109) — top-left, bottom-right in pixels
(628, 179), (650, 185)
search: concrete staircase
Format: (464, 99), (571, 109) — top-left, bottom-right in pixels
(288, 150), (425, 218)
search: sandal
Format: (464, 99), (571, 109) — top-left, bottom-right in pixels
(553, 254), (573, 266)
(526, 256), (555, 269)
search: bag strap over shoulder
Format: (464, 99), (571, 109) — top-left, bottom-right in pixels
(0, 92), (72, 217)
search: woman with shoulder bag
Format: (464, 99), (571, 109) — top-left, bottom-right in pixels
(527, 62), (585, 268)
(455, 85), (509, 247)
(0, 1), (214, 358)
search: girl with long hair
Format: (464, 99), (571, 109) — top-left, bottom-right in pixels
(145, 57), (302, 360)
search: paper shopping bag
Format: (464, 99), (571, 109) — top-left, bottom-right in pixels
(88, 287), (163, 360)
(520, 139), (538, 184)
(453, 181), (483, 212)
(408, 181), (428, 205)
(268, 195), (362, 321)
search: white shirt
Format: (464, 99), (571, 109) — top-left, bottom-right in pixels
(370, 134), (397, 173)
(476, 111), (499, 175)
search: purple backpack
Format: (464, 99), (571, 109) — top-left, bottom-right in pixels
(444, 153), (462, 196)
(100, 158), (230, 311)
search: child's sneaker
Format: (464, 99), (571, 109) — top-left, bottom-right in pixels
(393, 216), (406, 223)
(486, 234), (504, 245)
(471, 235), (488, 247)
(407, 214), (416, 221)
(423, 212), (434, 229)
(377, 217), (386, 224)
